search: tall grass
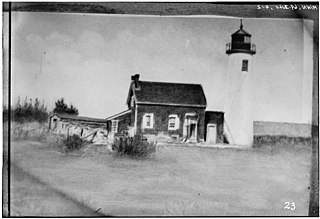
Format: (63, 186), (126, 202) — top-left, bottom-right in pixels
(11, 122), (49, 142)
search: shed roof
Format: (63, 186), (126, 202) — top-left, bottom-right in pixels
(51, 114), (106, 123)
(129, 81), (207, 107)
(105, 109), (131, 121)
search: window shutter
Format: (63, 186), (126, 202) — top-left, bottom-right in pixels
(142, 115), (146, 128)
(150, 114), (154, 128)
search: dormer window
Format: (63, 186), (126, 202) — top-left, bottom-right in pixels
(242, 59), (248, 71)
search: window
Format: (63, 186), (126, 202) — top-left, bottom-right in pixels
(146, 115), (151, 127)
(244, 36), (251, 43)
(142, 113), (154, 129)
(242, 59), (248, 71)
(111, 120), (118, 134)
(168, 115), (179, 130)
(169, 117), (175, 128)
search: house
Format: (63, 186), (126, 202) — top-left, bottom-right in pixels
(106, 74), (224, 143)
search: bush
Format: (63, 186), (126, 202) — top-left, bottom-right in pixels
(112, 134), (156, 158)
(63, 134), (86, 152)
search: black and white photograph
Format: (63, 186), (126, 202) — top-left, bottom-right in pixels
(2, 2), (319, 217)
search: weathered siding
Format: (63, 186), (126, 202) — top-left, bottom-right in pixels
(136, 104), (206, 140)
(106, 111), (132, 135)
(118, 112), (131, 134)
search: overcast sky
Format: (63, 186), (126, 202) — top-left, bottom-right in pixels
(6, 12), (313, 123)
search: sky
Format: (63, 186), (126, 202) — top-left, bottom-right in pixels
(5, 12), (314, 123)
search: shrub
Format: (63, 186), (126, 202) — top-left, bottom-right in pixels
(63, 134), (86, 152)
(112, 134), (156, 158)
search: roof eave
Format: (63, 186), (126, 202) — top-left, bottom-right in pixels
(105, 109), (132, 121)
(136, 101), (207, 108)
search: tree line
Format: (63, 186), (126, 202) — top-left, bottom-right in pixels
(3, 97), (79, 123)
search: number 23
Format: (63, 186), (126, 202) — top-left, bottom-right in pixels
(284, 202), (295, 210)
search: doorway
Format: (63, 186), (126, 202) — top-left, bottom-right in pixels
(207, 124), (217, 143)
(190, 124), (196, 138)
(183, 114), (198, 142)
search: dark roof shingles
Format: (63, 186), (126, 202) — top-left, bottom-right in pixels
(134, 81), (207, 106)
(232, 28), (251, 36)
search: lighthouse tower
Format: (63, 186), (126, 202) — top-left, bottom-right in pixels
(224, 20), (256, 147)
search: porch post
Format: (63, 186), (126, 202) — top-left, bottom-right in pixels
(195, 118), (198, 142)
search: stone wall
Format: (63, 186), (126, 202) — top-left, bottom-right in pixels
(50, 119), (109, 145)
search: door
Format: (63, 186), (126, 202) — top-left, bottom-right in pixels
(183, 115), (198, 141)
(190, 124), (196, 138)
(207, 124), (217, 143)
(53, 118), (58, 130)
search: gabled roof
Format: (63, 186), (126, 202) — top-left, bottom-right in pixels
(50, 113), (106, 123)
(128, 80), (207, 107)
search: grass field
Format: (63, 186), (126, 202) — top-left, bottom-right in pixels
(9, 133), (312, 216)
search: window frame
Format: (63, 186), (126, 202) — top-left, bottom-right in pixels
(168, 114), (179, 130)
(142, 113), (154, 129)
(111, 120), (119, 134)
(244, 36), (251, 43)
(242, 59), (249, 72)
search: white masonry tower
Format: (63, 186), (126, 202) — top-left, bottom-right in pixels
(224, 19), (256, 147)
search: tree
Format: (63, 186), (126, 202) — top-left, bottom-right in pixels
(11, 96), (48, 123)
(53, 98), (79, 116)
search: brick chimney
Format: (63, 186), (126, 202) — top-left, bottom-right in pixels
(131, 74), (140, 89)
